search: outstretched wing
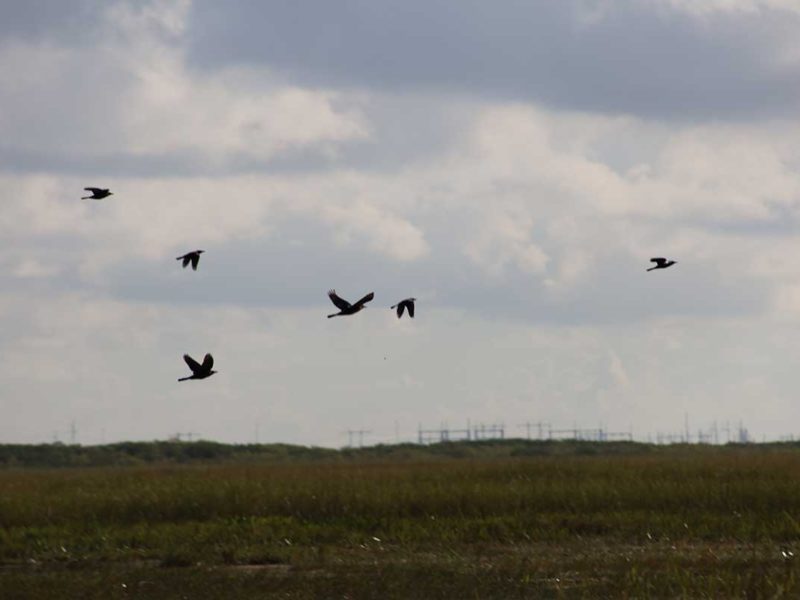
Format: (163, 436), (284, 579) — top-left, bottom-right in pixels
(182, 256), (191, 268)
(328, 290), (351, 310)
(396, 303), (406, 318)
(184, 354), (202, 374)
(407, 300), (415, 318)
(201, 353), (214, 371)
(353, 292), (374, 308)
(650, 258), (666, 266)
(84, 187), (102, 193)
(191, 254), (200, 270)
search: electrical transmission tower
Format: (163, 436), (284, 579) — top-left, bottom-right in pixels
(517, 421), (550, 440)
(345, 429), (371, 448)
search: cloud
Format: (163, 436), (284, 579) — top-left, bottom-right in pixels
(4, 0), (800, 445)
(0, 1), (99, 42)
(4, 291), (793, 446)
(319, 197), (429, 261)
(607, 350), (631, 389)
(0, 0), (369, 176)
(187, 0), (800, 120)
(661, 0), (800, 16)
(465, 209), (549, 276)
(12, 258), (59, 279)
(6, 99), (798, 325)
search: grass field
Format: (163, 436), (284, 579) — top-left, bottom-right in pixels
(2, 443), (800, 598)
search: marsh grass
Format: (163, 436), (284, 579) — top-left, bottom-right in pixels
(2, 447), (800, 597)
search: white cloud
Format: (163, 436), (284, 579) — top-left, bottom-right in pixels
(12, 258), (59, 279)
(5, 96), (800, 308)
(661, 0), (800, 16)
(0, 174), (92, 237)
(649, 125), (800, 221)
(0, 0), (369, 169)
(320, 197), (429, 261)
(0, 170), (431, 287)
(465, 209), (549, 277)
(416, 104), (800, 296)
(4, 0), (800, 445)
(607, 350), (631, 389)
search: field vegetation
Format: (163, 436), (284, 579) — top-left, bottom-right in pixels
(2, 440), (800, 598)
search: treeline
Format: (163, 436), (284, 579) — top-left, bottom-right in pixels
(0, 438), (791, 469)
(0, 441), (337, 468)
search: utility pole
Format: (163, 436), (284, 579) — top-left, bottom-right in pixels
(684, 412), (689, 444)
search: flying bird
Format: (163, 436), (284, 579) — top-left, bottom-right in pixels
(176, 250), (205, 271)
(647, 258), (677, 272)
(391, 298), (416, 319)
(327, 289), (374, 318)
(82, 187), (113, 200)
(178, 353), (217, 382)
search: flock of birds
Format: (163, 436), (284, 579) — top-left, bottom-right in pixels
(83, 187), (423, 383)
(82, 187), (676, 382)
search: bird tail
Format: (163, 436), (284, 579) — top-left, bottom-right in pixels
(327, 313), (340, 318)
(646, 267), (657, 272)
(178, 376), (192, 382)
(81, 196), (92, 200)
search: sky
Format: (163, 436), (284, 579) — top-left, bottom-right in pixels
(2, 0), (800, 446)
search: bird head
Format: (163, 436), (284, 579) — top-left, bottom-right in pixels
(197, 250), (205, 254)
(410, 297), (417, 302)
(209, 370), (218, 376)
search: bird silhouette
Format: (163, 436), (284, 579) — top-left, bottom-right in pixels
(391, 298), (416, 319)
(176, 250), (204, 271)
(178, 353), (217, 381)
(647, 258), (677, 272)
(82, 187), (113, 200)
(327, 289), (374, 318)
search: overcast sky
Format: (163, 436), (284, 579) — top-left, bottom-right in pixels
(3, 0), (800, 446)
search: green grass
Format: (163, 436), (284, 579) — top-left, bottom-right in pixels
(2, 446), (800, 598)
